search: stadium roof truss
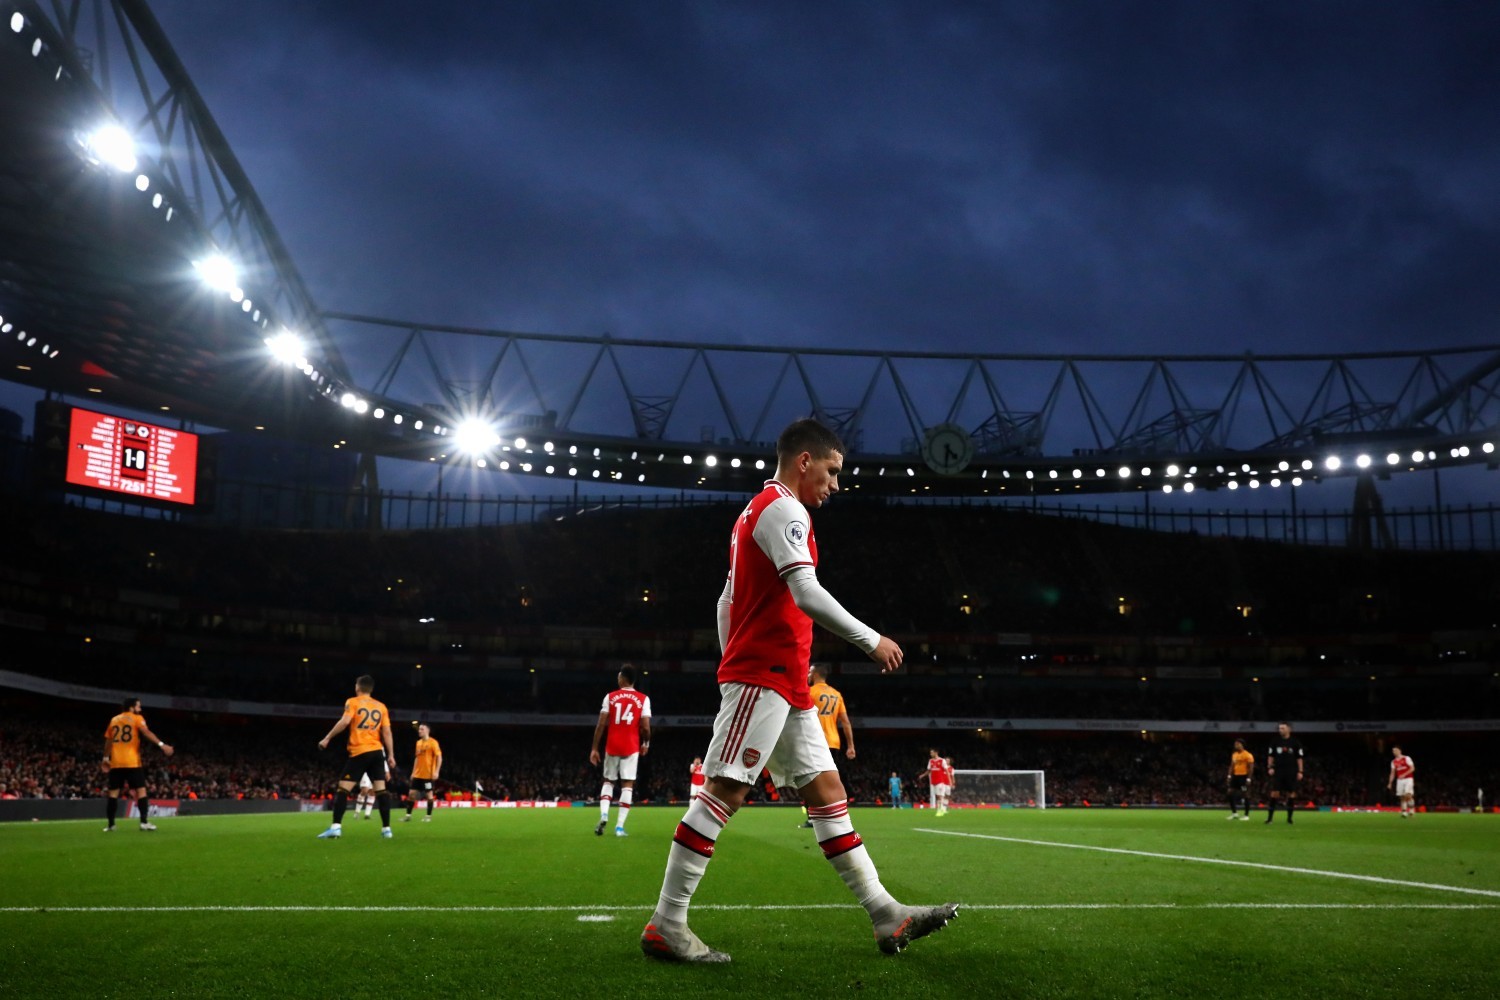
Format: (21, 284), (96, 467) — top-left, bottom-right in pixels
(3, 1), (1500, 497)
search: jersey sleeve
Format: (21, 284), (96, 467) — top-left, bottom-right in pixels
(600, 693), (612, 713)
(750, 496), (815, 575)
(641, 695), (653, 718)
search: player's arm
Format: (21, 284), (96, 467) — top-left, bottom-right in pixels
(838, 704), (855, 759)
(138, 723), (174, 758)
(101, 735), (112, 770)
(640, 716), (652, 757)
(589, 711), (608, 766)
(382, 722), (398, 773)
(433, 750), (442, 782)
(782, 566), (903, 672)
(318, 713), (352, 749)
(716, 575), (732, 653)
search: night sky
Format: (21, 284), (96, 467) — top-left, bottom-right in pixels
(143, 0), (1500, 358)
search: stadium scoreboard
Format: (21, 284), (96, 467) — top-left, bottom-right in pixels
(62, 405), (200, 506)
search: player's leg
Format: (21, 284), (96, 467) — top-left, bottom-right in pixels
(597, 757), (617, 836)
(136, 785), (156, 830)
(616, 768), (636, 835)
(1265, 790), (1277, 823)
(644, 682), (783, 962)
(792, 723), (958, 954)
(321, 777), (356, 837)
(425, 786), (435, 819)
(373, 779), (392, 833)
(405, 785), (416, 820)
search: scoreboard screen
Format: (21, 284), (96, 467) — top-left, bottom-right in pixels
(63, 406), (199, 506)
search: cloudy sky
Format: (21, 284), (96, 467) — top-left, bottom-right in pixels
(143, 0), (1499, 359)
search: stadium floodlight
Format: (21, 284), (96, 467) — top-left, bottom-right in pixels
(514, 437), (527, 449)
(705, 455), (718, 467)
(1485, 443), (1496, 455)
(731, 458), (741, 468)
(10, 12), (27, 33)
(1162, 484), (1173, 494)
(1386, 453), (1400, 465)
(1228, 480), (1239, 490)
(413, 420), (424, 430)
(353, 399), (369, 415)
(755, 460), (766, 470)
(1459, 446), (1471, 458)
(134, 174), (150, 192)
(84, 123), (137, 172)
(1165, 464), (1180, 477)
(193, 253), (238, 293)
(339, 392), (356, 408)
(1356, 454), (1372, 469)
(264, 330), (305, 365)
(1411, 450), (1424, 463)
(1182, 482), (1194, 493)
(1325, 456), (1341, 471)
(1118, 467), (1131, 479)
(1278, 460), (1290, 471)
(1292, 476), (1303, 486)
(452, 418), (501, 455)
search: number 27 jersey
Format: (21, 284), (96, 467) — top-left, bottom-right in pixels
(601, 688), (652, 756)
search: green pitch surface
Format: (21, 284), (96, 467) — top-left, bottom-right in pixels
(3, 807), (1498, 998)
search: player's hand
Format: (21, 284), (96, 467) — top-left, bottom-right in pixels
(100, 760), (110, 773)
(845, 747), (857, 760)
(870, 635), (903, 674)
(589, 750), (601, 766)
(317, 739), (328, 750)
(161, 744), (175, 758)
(641, 744), (650, 758)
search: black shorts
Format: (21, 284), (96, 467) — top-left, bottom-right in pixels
(410, 778), (434, 797)
(1271, 772), (1299, 793)
(340, 750), (389, 785)
(1228, 775), (1249, 792)
(106, 766), (145, 791)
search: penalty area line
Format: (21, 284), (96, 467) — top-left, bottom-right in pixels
(917, 828), (1500, 899)
(2, 902), (1497, 915)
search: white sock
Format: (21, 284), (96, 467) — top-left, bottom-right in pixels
(808, 799), (898, 917)
(617, 788), (633, 829)
(654, 790), (734, 923)
(600, 782), (614, 822)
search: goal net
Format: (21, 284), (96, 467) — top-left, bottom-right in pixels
(950, 770), (1046, 809)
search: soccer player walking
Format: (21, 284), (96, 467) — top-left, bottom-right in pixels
(404, 723), (443, 822)
(1388, 746), (1416, 817)
(799, 663), (854, 827)
(1227, 738), (1255, 820)
(1264, 722), (1304, 825)
(102, 697), (174, 832)
(591, 665), (651, 837)
(316, 674), (398, 839)
(641, 418), (958, 963)
(928, 748), (954, 816)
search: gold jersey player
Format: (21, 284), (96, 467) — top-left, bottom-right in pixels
(404, 723), (443, 822)
(641, 418), (958, 963)
(102, 697), (174, 832)
(316, 674), (398, 839)
(798, 663), (854, 827)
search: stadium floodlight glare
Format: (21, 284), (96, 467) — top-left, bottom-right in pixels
(413, 419), (424, 430)
(1292, 476), (1303, 486)
(1228, 480), (1239, 490)
(453, 419), (501, 455)
(339, 392), (356, 408)
(1324, 456), (1341, 471)
(1165, 464), (1180, 477)
(1118, 467), (1132, 479)
(353, 399), (369, 414)
(134, 174), (149, 192)
(264, 330), (305, 365)
(514, 437), (527, 449)
(1182, 481), (1194, 493)
(1356, 454), (1372, 469)
(684, 455), (694, 465)
(755, 459), (766, 470)
(84, 123), (137, 172)
(705, 455), (718, 467)
(544, 441), (555, 453)
(1411, 450), (1424, 462)
(1301, 459), (1314, 471)
(1485, 442), (1496, 455)
(10, 13), (27, 33)
(1278, 460), (1290, 471)
(730, 458), (741, 468)
(1386, 452), (1400, 465)
(1459, 446), (1471, 458)
(1162, 484), (1173, 494)
(193, 253), (238, 293)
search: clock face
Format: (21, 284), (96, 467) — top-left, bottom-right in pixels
(922, 423), (974, 475)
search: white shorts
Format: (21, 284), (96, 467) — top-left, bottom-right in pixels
(704, 683), (835, 789)
(1395, 777), (1414, 797)
(932, 782), (951, 799)
(602, 753), (640, 782)
(358, 775), (373, 791)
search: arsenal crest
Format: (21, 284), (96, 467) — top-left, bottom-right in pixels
(742, 747), (761, 769)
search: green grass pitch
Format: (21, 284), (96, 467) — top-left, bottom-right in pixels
(2, 806), (1497, 998)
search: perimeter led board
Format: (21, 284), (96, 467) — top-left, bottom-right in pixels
(64, 406), (199, 506)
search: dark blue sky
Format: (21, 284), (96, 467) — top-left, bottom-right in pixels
(144, 1), (1500, 357)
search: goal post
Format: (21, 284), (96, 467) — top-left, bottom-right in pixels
(950, 769), (1046, 809)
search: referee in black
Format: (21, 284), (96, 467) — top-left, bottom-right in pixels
(1264, 722), (1305, 824)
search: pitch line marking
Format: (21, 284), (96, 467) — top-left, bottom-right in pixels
(2, 903), (1497, 914)
(917, 828), (1500, 899)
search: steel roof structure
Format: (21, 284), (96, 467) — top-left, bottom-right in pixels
(3, 0), (1499, 499)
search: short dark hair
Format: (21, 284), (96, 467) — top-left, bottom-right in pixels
(618, 665), (636, 685)
(122, 697), (139, 710)
(809, 663), (828, 681)
(777, 418), (844, 465)
(356, 674), (375, 693)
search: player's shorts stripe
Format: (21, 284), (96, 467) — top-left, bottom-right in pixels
(819, 831), (863, 859)
(673, 822), (716, 858)
(719, 686), (761, 765)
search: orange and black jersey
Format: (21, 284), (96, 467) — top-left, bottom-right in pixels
(105, 711), (149, 769)
(342, 695), (391, 757)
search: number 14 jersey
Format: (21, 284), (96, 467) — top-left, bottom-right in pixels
(601, 688), (652, 756)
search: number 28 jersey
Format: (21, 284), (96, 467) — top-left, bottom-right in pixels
(601, 688), (652, 756)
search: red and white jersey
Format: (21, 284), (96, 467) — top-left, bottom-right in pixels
(689, 761), (706, 787)
(928, 756), (952, 787)
(1391, 755), (1415, 780)
(599, 687), (651, 756)
(718, 480), (818, 711)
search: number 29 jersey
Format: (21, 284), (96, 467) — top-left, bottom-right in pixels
(601, 688), (652, 756)
(342, 695), (391, 757)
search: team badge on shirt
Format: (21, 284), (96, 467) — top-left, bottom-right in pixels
(784, 521), (807, 546)
(742, 747), (761, 768)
